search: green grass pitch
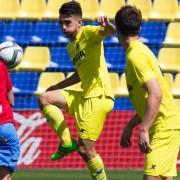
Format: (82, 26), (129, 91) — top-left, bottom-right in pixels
(12, 169), (180, 180)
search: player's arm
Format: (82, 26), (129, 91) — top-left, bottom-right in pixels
(120, 114), (141, 147)
(138, 79), (162, 153)
(7, 89), (14, 107)
(46, 72), (81, 91)
(97, 15), (116, 36)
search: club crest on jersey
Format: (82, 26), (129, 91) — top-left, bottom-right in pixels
(73, 50), (85, 65)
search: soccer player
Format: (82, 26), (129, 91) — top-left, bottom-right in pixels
(115, 5), (180, 180)
(39, 1), (115, 179)
(0, 59), (20, 180)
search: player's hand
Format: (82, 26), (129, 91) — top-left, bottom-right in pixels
(120, 127), (133, 148)
(138, 128), (152, 154)
(97, 14), (111, 27)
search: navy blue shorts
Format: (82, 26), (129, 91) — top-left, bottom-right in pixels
(0, 123), (20, 172)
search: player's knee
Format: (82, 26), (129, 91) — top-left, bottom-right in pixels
(78, 145), (96, 161)
(38, 93), (50, 108)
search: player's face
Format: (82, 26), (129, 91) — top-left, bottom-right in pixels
(59, 15), (82, 39)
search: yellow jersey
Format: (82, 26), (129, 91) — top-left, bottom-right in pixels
(126, 40), (180, 130)
(67, 25), (114, 99)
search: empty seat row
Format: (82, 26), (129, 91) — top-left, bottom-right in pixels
(11, 71), (180, 98)
(0, 0), (180, 21)
(9, 46), (180, 73)
(0, 20), (168, 46)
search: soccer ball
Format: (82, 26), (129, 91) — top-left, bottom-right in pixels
(0, 41), (23, 69)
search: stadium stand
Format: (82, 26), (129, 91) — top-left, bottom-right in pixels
(17, 0), (46, 20)
(77, 0), (99, 20)
(163, 22), (180, 47)
(99, 0), (125, 19)
(127, 0), (152, 21)
(149, 0), (178, 21)
(0, 0), (20, 20)
(35, 72), (65, 95)
(158, 48), (180, 73)
(43, 0), (68, 20)
(0, 0), (179, 171)
(15, 46), (51, 71)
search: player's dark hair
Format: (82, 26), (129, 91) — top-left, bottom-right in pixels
(115, 5), (142, 36)
(59, 1), (82, 18)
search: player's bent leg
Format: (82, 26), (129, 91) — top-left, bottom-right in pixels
(0, 167), (12, 180)
(39, 90), (73, 159)
(78, 138), (107, 180)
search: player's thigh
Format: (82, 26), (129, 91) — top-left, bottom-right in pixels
(75, 96), (114, 141)
(144, 130), (180, 177)
(0, 167), (11, 180)
(40, 89), (68, 109)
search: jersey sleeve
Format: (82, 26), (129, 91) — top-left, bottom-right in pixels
(129, 52), (156, 85)
(84, 25), (104, 42)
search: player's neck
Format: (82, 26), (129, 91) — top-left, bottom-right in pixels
(70, 27), (82, 41)
(123, 35), (139, 50)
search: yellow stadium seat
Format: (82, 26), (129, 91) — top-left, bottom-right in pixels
(163, 73), (174, 93)
(163, 22), (180, 46)
(173, 73), (180, 98)
(0, 0), (20, 20)
(149, 0), (178, 21)
(35, 72), (65, 95)
(16, 46), (50, 71)
(119, 73), (129, 97)
(158, 48), (180, 73)
(77, 0), (99, 20)
(18, 0), (46, 20)
(109, 72), (121, 97)
(175, 3), (180, 21)
(99, 0), (125, 20)
(65, 72), (82, 91)
(127, 0), (152, 21)
(44, 0), (68, 19)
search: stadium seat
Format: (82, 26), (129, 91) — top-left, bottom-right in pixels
(127, 0), (152, 21)
(44, 0), (68, 19)
(119, 73), (129, 97)
(15, 46), (51, 71)
(31, 21), (68, 45)
(99, 0), (125, 19)
(0, 0), (20, 20)
(4, 21), (34, 45)
(163, 22), (180, 47)
(104, 45), (126, 72)
(65, 72), (82, 91)
(17, 0), (46, 20)
(163, 73), (174, 93)
(176, 3), (180, 21)
(158, 48), (180, 73)
(109, 72), (121, 97)
(140, 22), (167, 46)
(173, 73), (180, 98)
(50, 47), (74, 72)
(76, 0), (99, 20)
(149, 0), (178, 21)
(35, 72), (65, 95)
(11, 71), (40, 93)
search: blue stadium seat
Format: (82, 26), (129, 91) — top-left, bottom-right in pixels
(104, 45), (126, 72)
(4, 21), (35, 45)
(49, 47), (74, 72)
(10, 71), (40, 94)
(140, 22), (167, 46)
(31, 21), (68, 45)
(0, 21), (6, 42)
(114, 97), (134, 110)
